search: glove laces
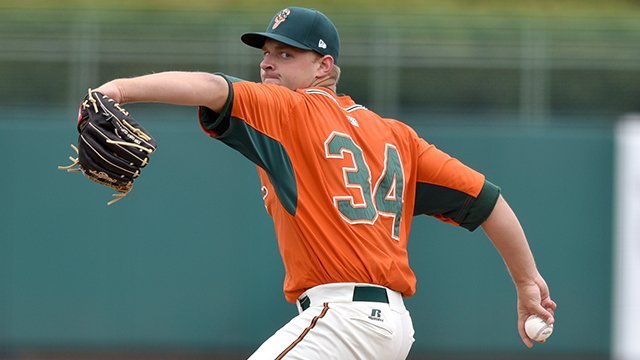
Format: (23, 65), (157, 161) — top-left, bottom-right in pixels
(58, 144), (131, 206)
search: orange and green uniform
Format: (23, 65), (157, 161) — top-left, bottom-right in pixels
(199, 75), (500, 303)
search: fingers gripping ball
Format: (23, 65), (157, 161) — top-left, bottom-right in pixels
(58, 89), (157, 205)
(525, 315), (553, 342)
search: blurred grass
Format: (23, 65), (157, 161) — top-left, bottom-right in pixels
(3, 0), (640, 16)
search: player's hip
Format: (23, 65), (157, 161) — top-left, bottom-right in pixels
(249, 283), (415, 359)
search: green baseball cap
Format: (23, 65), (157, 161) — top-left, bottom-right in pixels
(241, 7), (340, 64)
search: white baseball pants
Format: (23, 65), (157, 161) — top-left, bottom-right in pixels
(248, 283), (415, 360)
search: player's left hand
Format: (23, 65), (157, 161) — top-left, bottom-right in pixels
(58, 89), (157, 205)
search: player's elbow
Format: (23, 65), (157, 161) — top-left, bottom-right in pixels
(199, 73), (229, 113)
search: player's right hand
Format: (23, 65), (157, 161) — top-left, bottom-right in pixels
(516, 273), (557, 348)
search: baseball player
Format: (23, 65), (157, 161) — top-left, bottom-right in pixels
(91, 7), (556, 359)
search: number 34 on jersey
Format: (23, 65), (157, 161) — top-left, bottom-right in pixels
(324, 131), (405, 240)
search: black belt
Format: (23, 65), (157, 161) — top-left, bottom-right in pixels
(298, 285), (389, 311)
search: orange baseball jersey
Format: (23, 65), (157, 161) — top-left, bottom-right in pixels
(199, 75), (500, 303)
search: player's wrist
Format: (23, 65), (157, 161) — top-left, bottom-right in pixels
(94, 81), (124, 104)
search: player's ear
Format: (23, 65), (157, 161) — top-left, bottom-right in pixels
(316, 55), (335, 78)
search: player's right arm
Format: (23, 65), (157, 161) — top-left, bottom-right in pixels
(94, 71), (229, 113)
(481, 195), (557, 348)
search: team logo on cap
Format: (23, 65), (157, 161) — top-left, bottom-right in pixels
(272, 8), (291, 30)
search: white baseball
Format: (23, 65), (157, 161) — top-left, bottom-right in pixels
(525, 315), (553, 342)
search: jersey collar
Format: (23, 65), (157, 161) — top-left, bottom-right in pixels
(302, 87), (365, 111)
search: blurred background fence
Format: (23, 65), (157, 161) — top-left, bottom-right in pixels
(1, 3), (640, 123)
(1, 1), (638, 359)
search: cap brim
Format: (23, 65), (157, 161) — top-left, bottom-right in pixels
(241, 32), (313, 51)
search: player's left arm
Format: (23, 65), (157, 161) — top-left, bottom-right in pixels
(481, 195), (557, 348)
(94, 71), (229, 113)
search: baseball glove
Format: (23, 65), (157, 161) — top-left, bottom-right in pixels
(58, 89), (157, 205)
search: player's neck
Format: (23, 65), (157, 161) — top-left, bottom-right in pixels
(309, 77), (337, 93)
(309, 64), (340, 93)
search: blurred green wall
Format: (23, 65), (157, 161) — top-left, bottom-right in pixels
(0, 108), (612, 356)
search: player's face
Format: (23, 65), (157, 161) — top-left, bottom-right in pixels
(260, 40), (322, 90)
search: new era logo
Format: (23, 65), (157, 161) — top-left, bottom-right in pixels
(318, 39), (327, 49)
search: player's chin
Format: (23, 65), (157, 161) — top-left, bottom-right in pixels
(262, 77), (281, 85)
